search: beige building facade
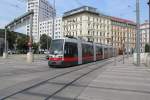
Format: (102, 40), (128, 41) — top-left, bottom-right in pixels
(140, 21), (150, 52)
(111, 17), (136, 54)
(62, 6), (136, 54)
(63, 6), (111, 45)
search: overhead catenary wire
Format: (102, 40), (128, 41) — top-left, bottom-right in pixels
(1, 0), (24, 10)
(75, 0), (83, 6)
(17, 0), (27, 3)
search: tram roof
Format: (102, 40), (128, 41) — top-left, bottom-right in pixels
(52, 38), (113, 47)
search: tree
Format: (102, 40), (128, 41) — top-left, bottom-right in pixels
(0, 29), (27, 50)
(16, 36), (29, 54)
(145, 44), (150, 53)
(32, 42), (38, 53)
(7, 30), (17, 50)
(40, 34), (51, 50)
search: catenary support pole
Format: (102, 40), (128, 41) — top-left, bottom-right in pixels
(27, 14), (34, 63)
(136, 0), (141, 66)
(52, 0), (55, 39)
(148, 0), (150, 46)
(127, 23), (129, 58)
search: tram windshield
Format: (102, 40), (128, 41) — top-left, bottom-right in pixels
(50, 39), (64, 55)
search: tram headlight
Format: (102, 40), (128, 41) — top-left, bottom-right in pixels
(58, 56), (63, 58)
(58, 56), (63, 61)
(49, 56), (52, 58)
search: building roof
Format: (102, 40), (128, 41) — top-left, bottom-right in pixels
(140, 22), (149, 29)
(111, 16), (136, 25)
(63, 6), (100, 17)
(63, 6), (136, 25)
(140, 22), (149, 26)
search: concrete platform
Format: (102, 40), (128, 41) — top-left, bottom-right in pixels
(78, 57), (150, 100)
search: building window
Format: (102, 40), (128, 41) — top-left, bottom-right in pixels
(88, 31), (90, 35)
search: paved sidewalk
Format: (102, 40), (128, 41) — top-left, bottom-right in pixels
(78, 57), (150, 100)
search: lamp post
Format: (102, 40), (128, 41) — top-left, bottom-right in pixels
(3, 27), (8, 58)
(121, 36), (125, 64)
(148, 0), (150, 46)
(47, 33), (49, 52)
(126, 23), (130, 58)
(111, 36), (117, 65)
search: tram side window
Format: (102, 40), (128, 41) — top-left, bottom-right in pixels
(104, 48), (107, 54)
(82, 44), (93, 57)
(82, 44), (86, 57)
(64, 42), (78, 57)
(96, 46), (103, 55)
(89, 45), (94, 56)
(100, 47), (103, 55)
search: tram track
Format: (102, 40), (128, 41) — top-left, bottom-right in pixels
(1, 57), (117, 100)
(44, 60), (112, 100)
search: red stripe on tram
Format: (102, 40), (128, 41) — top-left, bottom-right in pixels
(83, 56), (94, 60)
(49, 56), (95, 62)
(49, 58), (63, 61)
(64, 57), (78, 62)
(49, 57), (78, 62)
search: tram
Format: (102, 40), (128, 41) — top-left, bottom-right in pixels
(48, 37), (116, 67)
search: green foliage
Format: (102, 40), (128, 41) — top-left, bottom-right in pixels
(0, 29), (5, 38)
(32, 42), (38, 53)
(40, 34), (52, 50)
(7, 30), (17, 50)
(16, 36), (29, 54)
(145, 44), (150, 53)
(0, 29), (27, 51)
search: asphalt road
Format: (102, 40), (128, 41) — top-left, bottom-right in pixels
(1, 55), (150, 100)
(0, 54), (51, 90)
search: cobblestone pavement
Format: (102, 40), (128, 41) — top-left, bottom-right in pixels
(78, 57), (150, 100)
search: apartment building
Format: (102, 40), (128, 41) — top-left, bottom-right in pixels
(62, 6), (137, 54)
(111, 17), (136, 54)
(39, 17), (63, 39)
(140, 21), (150, 52)
(26, 0), (56, 42)
(63, 6), (111, 45)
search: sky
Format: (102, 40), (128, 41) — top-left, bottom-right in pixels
(0, 0), (149, 33)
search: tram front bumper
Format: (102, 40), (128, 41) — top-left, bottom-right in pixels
(48, 60), (64, 66)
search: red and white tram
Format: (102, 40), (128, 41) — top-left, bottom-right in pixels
(48, 37), (116, 67)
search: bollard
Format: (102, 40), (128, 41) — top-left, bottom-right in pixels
(142, 53), (148, 64)
(3, 52), (8, 59)
(27, 52), (34, 63)
(146, 54), (150, 67)
(133, 53), (137, 64)
(144, 53), (148, 64)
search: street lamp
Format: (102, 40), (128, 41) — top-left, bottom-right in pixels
(121, 36), (125, 64)
(126, 23), (130, 58)
(3, 27), (8, 58)
(148, 0), (150, 46)
(110, 36), (117, 65)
